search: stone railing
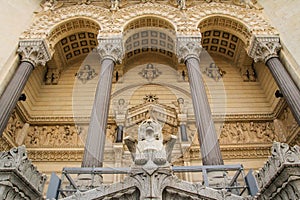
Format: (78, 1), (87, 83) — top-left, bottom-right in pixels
(0, 145), (47, 199)
(255, 142), (300, 199)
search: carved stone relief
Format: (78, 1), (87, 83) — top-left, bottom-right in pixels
(17, 40), (51, 67)
(76, 65), (98, 84)
(45, 68), (61, 84)
(219, 121), (285, 144)
(204, 62), (225, 81)
(25, 125), (85, 147)
(0, 146), (47, 197)
(24, 124), (119, 148)
(275, 106), (299, 144)
(138, 63), (162, 82)
(255, 142), (300, 199)
(21, 1), (276, 41)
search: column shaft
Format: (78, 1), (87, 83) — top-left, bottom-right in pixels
(185, 57), (223, 165)
(266, 57), (300, 124)
(82, 59), (115, 167)
(0, 61), (34, 135)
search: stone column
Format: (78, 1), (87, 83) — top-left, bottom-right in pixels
(248, 36), (300, 124)
(177, 36), (223, 165)
(0, 40), (50, 136)
(82, 36), (123, 167)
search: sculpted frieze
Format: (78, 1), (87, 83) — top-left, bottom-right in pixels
(25, 125), (85, 147)
(219, 121), (283, 144)
(24, 124), (119, 148)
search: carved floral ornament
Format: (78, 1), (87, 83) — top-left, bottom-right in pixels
(97, 36), (124, 63)
(176, 36), (202, 63)
(20, 2), (276, 41)
(17, 40), (51, 67)
(247, 35), (281, 63)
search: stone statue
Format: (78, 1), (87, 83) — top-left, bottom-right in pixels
(125, 118), (177, 173)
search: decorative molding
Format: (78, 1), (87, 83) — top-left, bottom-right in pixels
(204, 62), (225, 81)
(138, 63), (162, 82)
(176, 36), (202, 63)
(97, 36), (124, 63)
(76, 65), (98, 84)
(247, 35), (281, 63)
(0, 146), (47, 196)
(27, 148), (84, 162)
(219, 121), (283, 145)
(255, 142), (300, 199)
(17, 39), (51, 67)
(20, 2), (276, 44)
(189, 144), (272, 160)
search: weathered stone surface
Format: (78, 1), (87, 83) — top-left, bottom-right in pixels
(255, 142), (300, 199)
(0, 146), (46, 200)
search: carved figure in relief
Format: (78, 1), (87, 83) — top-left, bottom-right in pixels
(205, 63), (225, 81)
(40, 0), (63, 12)
(177, 0), (186, 10)
(106, 124), (117, 142)
(125, 118), (176, 172)
(173, 97), (188, 114)
(114, 98), (127, 116)
(77, 65), (98, 84)
(110, 0), (120, 11)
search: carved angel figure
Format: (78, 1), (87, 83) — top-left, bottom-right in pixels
(125, 118), (177, 169)
(40, 0), (63, 12)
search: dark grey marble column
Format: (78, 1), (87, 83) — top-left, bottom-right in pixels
(248, 36), (300, 124)
(0, 40), (50, 136)
(82, 59), (115, 167)
(0, 62), (33, 135)
(266, 57), (300, 124)
(177, 36), (223, 165)
(82, 37), (123, 167)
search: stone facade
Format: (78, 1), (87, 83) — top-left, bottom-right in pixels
(0, 0), (299, 199)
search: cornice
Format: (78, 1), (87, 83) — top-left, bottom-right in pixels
(189, 143), (272, 160)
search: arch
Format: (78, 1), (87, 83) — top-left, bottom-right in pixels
(47, 17), (100, 47)
(116, 4), (180, 33)
(188, 3), (276, 40)
(123, 15), (176, 33)
(20, 4), (108, 40)
(198, 15), (251, 45)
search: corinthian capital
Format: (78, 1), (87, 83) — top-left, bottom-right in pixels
(17, 39), (51, 67)
(97, 36), (124, 64)
(248, 36), (281, 63)
(176, 36), (202, 63)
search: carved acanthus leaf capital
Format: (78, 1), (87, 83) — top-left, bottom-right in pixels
(97, 36), (124, 63)
(17, 39), (51, 67)
(176, 36), (202, 63)
(248, 36), (281, 63)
